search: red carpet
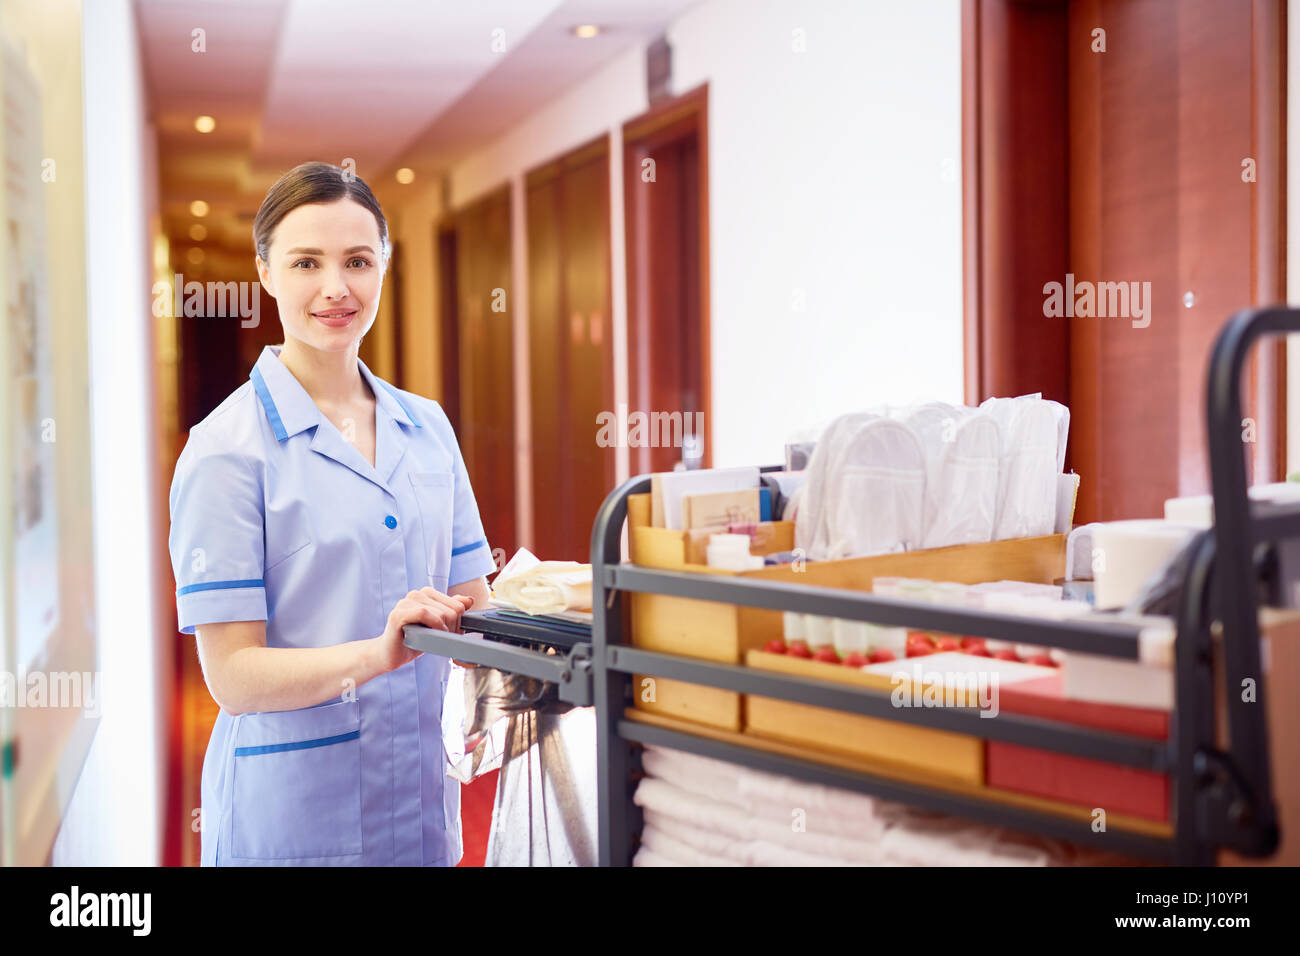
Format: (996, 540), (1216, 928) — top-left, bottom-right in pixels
(456, 769), (499, 866)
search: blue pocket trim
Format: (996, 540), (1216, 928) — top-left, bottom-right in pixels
(451, 538), (488, 556)
(234, 729), (360, 757)
(178, 578), (265, 596)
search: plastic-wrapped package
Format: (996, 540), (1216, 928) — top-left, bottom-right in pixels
(901, 403), (1001, 549)
(484, 704), (597, 867)
(792, 396), (1069, 562)
(441, 662), (552, 784)
(826, 418), (926, 559)
(980, 395), (1063, 539)
(441, 653), (597, 866)
(795, 411), (881, 559)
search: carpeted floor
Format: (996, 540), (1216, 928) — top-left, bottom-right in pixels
(456, 768), (499, 866)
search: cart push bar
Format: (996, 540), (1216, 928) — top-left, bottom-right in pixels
(403, 624), (594, 707)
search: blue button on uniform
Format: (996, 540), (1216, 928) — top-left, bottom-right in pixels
(384, 514), (397, 529)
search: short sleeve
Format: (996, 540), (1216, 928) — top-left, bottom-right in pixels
(168, 432), (267, 635)
(434, 405), (496, 587)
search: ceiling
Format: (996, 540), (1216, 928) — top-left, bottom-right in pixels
(134, 0), (702, 273)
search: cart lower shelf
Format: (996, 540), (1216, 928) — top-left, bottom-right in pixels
(622, 707), (1174, 854)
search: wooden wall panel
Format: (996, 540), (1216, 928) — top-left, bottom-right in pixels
(527, 138), (615, 561)
(561, 151), (615, 547)
(967, 0), (1285, 523)
(624, 87), (710, 477)
(453, 187), (516, 558)
(527, 172), (566, 558)
(1068, 0), (1184, 522)
(962, 0), (1070, 406)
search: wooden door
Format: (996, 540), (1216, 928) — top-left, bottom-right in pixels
(624, 86), (711, 477)
(452, 187), (516, 559)
(964, 0), (1285, 523)
(527, 137), (615, 561)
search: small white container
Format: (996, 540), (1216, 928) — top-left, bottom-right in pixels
(806, 615), (836, 648)
(706, 533), (762, 570)
(930, 582), (968, 605)
(833, 618), (871, 657)
(897, 579), (935, 604)
(870, 626), (908, 655)
(871, 576), (907, 598)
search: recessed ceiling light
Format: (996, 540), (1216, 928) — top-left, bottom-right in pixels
(190, 200), (209, 217)
(189, 223), (207, 241)
(572, 24), (600, 39)
(395, 167), (415, 185)
(186, 247), (205, 265)
(194, 115), (216, 133)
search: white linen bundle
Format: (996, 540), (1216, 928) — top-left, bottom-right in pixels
(492, 556), (593, 615)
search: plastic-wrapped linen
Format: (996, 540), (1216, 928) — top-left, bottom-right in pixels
(980, 395), (1068, 540)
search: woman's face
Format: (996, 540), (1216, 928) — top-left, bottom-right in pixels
(255, 198), (385, 354)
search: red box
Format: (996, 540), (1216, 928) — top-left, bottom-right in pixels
(987, 674), (1171, 822)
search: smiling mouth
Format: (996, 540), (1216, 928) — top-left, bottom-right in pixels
(311, 309), (357, 326)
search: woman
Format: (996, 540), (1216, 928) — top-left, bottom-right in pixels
(168, 161), (496, 866)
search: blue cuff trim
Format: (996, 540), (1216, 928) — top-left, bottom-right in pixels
(250, 366), (288, 441)
(234, 730), (360, 757)
(451, 538), (488, 557)
(177, 578), (265, 596)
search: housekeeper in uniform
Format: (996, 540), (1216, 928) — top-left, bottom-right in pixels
(168, 161), (497, 866)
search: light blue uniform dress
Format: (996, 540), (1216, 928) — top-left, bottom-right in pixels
(168, 345), (496, 866)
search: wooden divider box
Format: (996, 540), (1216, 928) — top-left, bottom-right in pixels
(624, 488), (1068, 741)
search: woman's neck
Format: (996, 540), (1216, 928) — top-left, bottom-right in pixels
(276, 337), (371, 407)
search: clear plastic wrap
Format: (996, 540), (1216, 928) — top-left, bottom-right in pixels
(441, 653), (597, 866)
(442, 661), (554, 784)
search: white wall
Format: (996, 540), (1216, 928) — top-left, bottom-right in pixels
(51, 0), (162, 865)
(670, 0), (964, 466)
(445, 0), (963, 473)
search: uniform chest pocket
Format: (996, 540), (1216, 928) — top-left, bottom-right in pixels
(410, 471), (454, 589)
(229, 699), (362, 861)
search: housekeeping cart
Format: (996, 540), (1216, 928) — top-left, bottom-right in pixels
(406, 305), (1292, 866)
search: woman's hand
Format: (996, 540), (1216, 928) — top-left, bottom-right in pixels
(374, 588), (476, 674)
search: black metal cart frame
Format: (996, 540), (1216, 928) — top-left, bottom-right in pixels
(409, 306), (1291, 866)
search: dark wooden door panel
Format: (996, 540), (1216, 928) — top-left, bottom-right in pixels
(527, 138), (615, 561)
(454, 188), (515, 559)
(624, 87), (711, 478)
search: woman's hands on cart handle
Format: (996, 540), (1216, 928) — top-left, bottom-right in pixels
(374, 588), (477, 674)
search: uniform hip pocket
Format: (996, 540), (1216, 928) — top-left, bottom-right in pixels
(229, 698), (362, 861)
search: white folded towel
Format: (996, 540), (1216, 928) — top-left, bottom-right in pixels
(644, 802), (886, 865)
(632, 845), (683, 867)
(634, 779), (886, 865)
(642, 810), (751, 863)
(642, 745), (889, 842)
(492, 560), (592, 614)
(747, 838), (867, 867)
(880, 818), (1051, 866)
(639, 822), (742, 867)
(633, 778), (753, 843)
(638, 746), (1082, 867)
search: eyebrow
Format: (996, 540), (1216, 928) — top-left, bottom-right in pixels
(283, 245), (376, 256)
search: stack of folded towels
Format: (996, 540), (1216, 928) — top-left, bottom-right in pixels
(632, 745), (1132, 866)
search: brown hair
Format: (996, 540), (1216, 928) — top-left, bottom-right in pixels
(252, 161), (389, 264)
